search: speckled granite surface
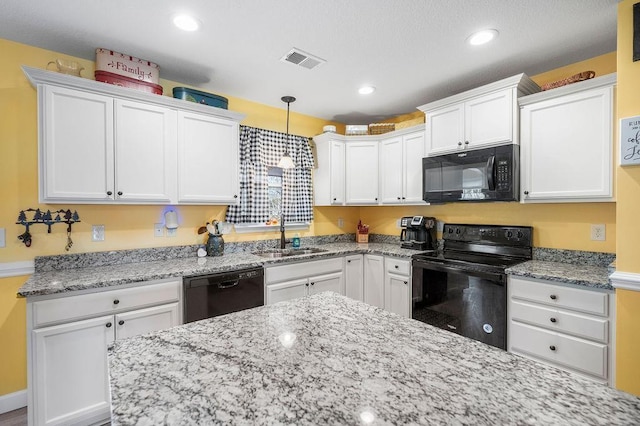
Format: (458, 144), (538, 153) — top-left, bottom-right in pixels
(533, 247), (616, 267)
(18, 242), (424, 297)
(506, 260), (612, 290)
(108, 292), (640, 425)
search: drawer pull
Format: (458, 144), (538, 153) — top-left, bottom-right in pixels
(549, 295), (557, 300)
(113, 299), (120, 305)
(550, 317), (557, 323)
(394, 265), (399, 269)
(404, 281), (408, 285)
(549, 345), (556, 351)
(105, 322), (112, 328)
(118, 320), (125, 326)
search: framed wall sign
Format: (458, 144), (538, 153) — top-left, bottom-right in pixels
(621, 115), (640, 165)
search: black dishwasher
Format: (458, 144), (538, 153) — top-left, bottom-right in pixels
(183, 267), (264, 323)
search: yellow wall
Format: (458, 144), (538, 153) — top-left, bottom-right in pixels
(0, 276), (27, 395)
(614, 0), (640, 396)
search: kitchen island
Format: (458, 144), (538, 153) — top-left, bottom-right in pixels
(108, 292), (640, 425)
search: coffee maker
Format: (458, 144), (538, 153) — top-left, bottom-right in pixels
(400, 216), (437, 250)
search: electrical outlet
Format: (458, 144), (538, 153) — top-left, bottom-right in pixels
(338, 218), (344, 228)
(154, 223), (165, 237)
(92, 225), (105, 242)
(591, 224), (606, 241)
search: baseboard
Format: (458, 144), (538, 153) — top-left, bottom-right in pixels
(0, 389), (27, 414)
(0, 260), (35, 278)
(610, 271), (640, 292)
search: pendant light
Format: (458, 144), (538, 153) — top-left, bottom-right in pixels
(278, 96), (296, 169)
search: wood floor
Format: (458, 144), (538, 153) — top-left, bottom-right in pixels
(0, 407), (27, 426)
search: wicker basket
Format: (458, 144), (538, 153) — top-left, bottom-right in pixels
(368, 123), (395, 135)
(540, 71), (596, 91)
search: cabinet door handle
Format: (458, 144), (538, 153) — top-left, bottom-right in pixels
(404, 281), (408, 285)
(305, 283), (309, 287)
(107, 191), (113, 196)
(394, 265), (399, 269)
(310, 282), (315, 286)
(118, 320), (125, 325)
(458, 142), (462, 146)
(113, 299), (120, 305)
(549, 345), (556, 351)
(106, 322), (112, 328)
(549, 294), (557, 300)
(401, 197), (405, 200)
(374, 197), (378, 201)
(550, 317), (557, 323)
(333, 198), (337, 201)
(347, 260), (351, 263)
(233, 194), (238, 198)
(117, 191), (123, 196)
(524, 191), (529, 195)
(464, 141), (469, 145)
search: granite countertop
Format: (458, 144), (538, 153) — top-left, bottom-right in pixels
(506, 260), (612, 290)
(18, 242), (421, 297)
(108, 292), (640, 425)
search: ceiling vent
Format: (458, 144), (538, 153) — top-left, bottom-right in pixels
(281, 48), (326, 70)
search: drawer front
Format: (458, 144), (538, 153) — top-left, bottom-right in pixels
(510, 321), (607, 380)
(510, 277), (608, 316)
(510, 300), (608, 343)
(32, 280), (181, 327)
(385, 257), (410, 276)
(265, 257), (343, 284)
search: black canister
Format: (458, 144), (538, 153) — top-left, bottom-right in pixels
(206, 234), (224, 256)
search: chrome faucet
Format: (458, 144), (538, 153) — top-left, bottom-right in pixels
(279, 215), (291, 249)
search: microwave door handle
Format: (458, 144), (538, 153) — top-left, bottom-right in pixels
(487, 156), (496, 191)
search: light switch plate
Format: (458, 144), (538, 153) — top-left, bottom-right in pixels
(337, 218), (344, 228)
(92, 225), (105, 242)
(0, 228), (5, 248)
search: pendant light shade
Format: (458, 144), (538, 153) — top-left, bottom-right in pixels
(278, 96), (296, 169)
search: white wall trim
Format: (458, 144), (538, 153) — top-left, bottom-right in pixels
(0, 389), (27, 414)
(610, 271), (640, 292)
(0, 261), (35, 278)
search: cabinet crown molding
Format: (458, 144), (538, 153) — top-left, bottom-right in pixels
(313, 124), (426, 142)
(417, 73), (539, 113)
(22, 65), (246, 122)
(518, 73), (617, 106)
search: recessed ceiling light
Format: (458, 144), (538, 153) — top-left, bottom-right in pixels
(467, 29), (499, 46)
(173, 14), (200, 32)
(359, 86), (376, 95)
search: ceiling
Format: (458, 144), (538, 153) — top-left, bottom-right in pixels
(0, 1), (618, 124)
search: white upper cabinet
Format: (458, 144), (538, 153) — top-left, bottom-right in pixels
(379, 129), (426, 204)
(114, 99), (177, 203)
(24, 66), (244, 205)
(419, 74), (539, 156)
(345, 141), (379, 204)
(177, 111), (239, 204)
(314, 136), (345, 206)
(519, 74), (616, 203)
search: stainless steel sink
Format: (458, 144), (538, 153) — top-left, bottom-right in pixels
(252, 247), (328, 258)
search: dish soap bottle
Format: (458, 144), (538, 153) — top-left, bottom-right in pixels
(292, 233), (301, 248)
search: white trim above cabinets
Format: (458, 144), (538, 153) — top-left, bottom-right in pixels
(22, 66), (245, 205)
(418, 73), (539, 156)
(313, 125), (427, 207)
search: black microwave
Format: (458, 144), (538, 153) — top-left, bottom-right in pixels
(422, 144), (519, 203)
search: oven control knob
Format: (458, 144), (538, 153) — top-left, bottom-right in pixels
(455, 228), (461, 235)
(506, 230), (513, 238)
(517, 231), (524, 239)
(448, 228), (454, 234)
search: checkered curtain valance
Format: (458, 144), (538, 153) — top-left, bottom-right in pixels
(226, 125), (315, 224)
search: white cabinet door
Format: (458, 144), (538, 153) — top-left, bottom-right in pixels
(266, 278), (308, 305)
(115, 303), (181, 340)
(520, 84), (613, 202)
(346, 141), (379, 204)
(380, 137), (403, 204)
(32, 315), (114, 426)
(177, 111), (239, 204)
(385, 273), (411, 318)
(364, 254), (384, 308)
(344, 254), (364, 301)
(41, 85), (114, 202)
(309, 271), (344, 296)
(114, 100), (177, 203)
(425, 104), (464, 155)
(465, 89), (512, 148)
(329, 140), (346, 205)
(403, 131), (426, 203)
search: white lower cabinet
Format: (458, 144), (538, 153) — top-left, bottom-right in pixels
(265, 257), (344, 305)
(508, 276), (614, 385)
(364, 254), (385, 308)
(384, 258), (411, 318)
(344, 254), (364, 301)
(28, 279), (182, 426)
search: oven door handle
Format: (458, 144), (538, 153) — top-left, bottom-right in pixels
(412, 260), (505, 284)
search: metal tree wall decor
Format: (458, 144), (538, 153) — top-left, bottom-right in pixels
(16, 208), (81, 251)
